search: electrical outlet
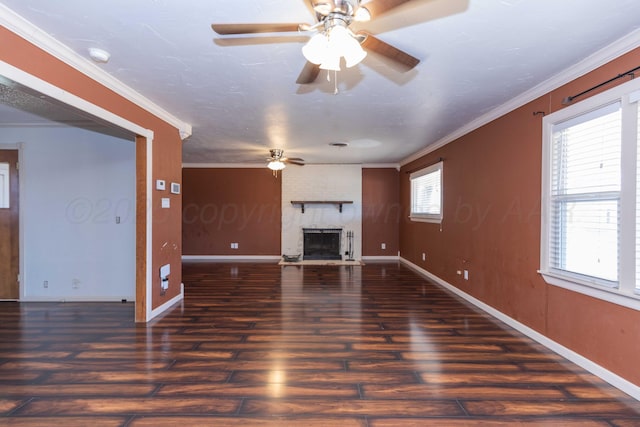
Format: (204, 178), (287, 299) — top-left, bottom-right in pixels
(422, 253), (426, 261)
(72, 279), (80, 289)
(464, 270), (469, 280)
(381, 243), (386, 250)
(230, 243), (239, 249)
(43, 280), (48, 288)
(115, 216), (121, 224)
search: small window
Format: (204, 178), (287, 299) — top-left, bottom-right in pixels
(0, 163), (9, 209)
(410, 161), (442, 223)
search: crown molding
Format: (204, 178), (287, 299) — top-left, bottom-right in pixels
(0, 4), (192, 139)
(401, 29), (640, 167)
(182, 163), (265, 169)
(182, 162), (390, 169)
(362, 163), (400, 169)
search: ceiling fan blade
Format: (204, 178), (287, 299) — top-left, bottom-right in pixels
(285, 159), (305, 166)
(215, 35), (310, 47)
(296, 61), (321, 84)
(360, 33), (419, 70)
(360, 0), (412, 19)
(211, 23), (302, 35)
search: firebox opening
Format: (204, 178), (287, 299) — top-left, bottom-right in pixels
(303, 228), (342, 261)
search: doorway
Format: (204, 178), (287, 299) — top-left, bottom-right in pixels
(0, 149), (18, 299)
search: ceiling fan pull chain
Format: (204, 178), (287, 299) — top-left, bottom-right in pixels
(334, 70), (339, 95)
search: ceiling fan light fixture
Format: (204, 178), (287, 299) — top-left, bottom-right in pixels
(343, 35), (367, 68)
(319, 53), (341, 71)
(302, 32), (329, 65)
(268, 160), (286, 171)
(330, 25), (366, 68)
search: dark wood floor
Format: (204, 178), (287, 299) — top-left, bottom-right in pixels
(1, 262), (639, 426)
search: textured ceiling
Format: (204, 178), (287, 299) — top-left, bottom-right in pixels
(1, 0), (640, 166)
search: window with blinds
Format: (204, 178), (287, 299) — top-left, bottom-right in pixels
(410, 162), (442, 223)
(549, 102), (621, 285)
(541, 78), (640, 310)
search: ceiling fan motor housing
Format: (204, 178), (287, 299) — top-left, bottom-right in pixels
(270, 148), (284, 160)
(314, 0), (361, 17)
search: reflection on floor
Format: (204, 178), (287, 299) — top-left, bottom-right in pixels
(0, 261), (639, 426)
(278, 259), (364, 266)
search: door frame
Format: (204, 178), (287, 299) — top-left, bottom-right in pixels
(0, 146), (19, 299)
(0, 60), (155, 321)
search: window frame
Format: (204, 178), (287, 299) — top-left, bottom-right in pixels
(409, 161), (443, 223)
(540, 76), (640, 311)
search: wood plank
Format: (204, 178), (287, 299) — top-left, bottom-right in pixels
(230, 371), (419, 385)
(240, 398), (464, 416)
(157, 383), (360, 398)
(2, 384), (156, 397)
(43, 370), (230, 384)
(462, 400), (640, 417)
(0, 417), (128, 426)
(369, 419), (610, 427)
(129, 417), (367, 427)
(14, 397), (240, 416)
(362, 383), (566, 399)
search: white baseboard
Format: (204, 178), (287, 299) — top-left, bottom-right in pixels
(148, 286), (183, 321)
(182, 255), (281, 262)
(362, 256), (400, 262)
(400, 257), (640, 402)
(19, 296), (135, 302)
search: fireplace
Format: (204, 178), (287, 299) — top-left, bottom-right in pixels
(303, 228), (342, 260)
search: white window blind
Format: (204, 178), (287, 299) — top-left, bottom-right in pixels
(549, 102), (621, 285)
(410, 162), (442, 223)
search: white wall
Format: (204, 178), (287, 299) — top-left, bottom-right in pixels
(0, 126), (136, 301)
(281, 164), (362, 259)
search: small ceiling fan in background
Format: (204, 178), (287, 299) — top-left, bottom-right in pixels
(267, 149), (305, 176)
(211, 0), (421, 84)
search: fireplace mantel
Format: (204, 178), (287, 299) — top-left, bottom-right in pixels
(291, 200), (353, 213)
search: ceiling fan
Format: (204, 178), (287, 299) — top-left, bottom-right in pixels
(267, 149), (305, 174)
(211, 0), (420, 84)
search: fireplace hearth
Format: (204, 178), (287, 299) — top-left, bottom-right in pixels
(303, 228), (342, 260)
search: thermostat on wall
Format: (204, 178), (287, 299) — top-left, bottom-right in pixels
(156, 179), (166, 190)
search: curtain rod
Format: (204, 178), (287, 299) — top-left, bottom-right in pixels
(562, 65), (640, 105)
(405, 157), (444, 174)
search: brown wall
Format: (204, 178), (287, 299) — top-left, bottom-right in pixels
(182, 168), (281, 255)
(0, 28), (184, 315)
(362, 168), (400, 256)
(400, 47), (640, 386)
